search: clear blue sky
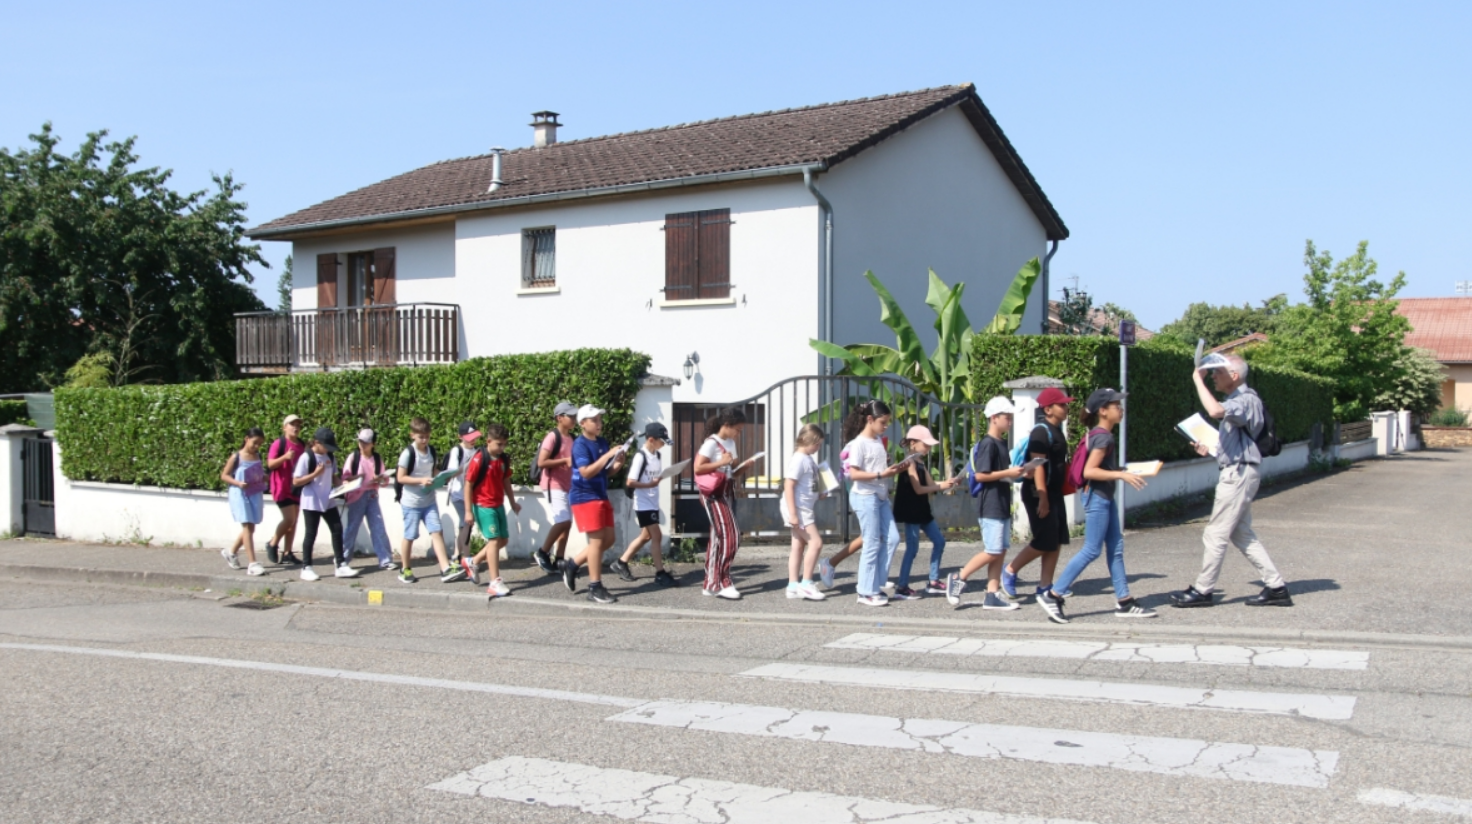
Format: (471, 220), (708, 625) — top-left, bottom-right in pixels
(5, 1), (1467, 329)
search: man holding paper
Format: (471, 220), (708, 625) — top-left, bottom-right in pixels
(1173, 353), (1293, 608)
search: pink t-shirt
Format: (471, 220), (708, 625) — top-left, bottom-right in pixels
(339, 450), (387, 505)
(267, 437), (306, 501)
(539, 430), (573, 492)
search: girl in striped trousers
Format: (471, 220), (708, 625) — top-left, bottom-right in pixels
(694, 408), (750, 599)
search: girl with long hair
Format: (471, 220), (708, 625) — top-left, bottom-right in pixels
(843, 399), (905, 606)
(694, 408), (751, 598)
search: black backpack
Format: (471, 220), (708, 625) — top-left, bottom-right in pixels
(466, 447), (510, 490)
(1255, 405), (1282, 458)
(344, 451), (383, 479)
(623, 450), (650, 499)
(393, 444), (438, 503)
(529, 430), (563, 487)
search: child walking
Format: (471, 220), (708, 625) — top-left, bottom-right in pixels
(445, 420), (482, 562)
(1037, 388), (1154, 624)
(694, 408), (751, 599)
(892, 425), (958, 599)
(264, 414), (306, 565)
(394, 417), (467, 585)
(946, 397), (1026, 610)
(461, 423), (520, 598)
(341, 429), (394, 570)
(843, 400), (904, 607)
(782, 424), (827, 601)
(220, 427), (267, 576)
(293, 426), (355, 581)
(1002, 387), (1074, 602)
(562, 405), (627, 604)
(610, 423), (679, 587)
(532, 402), (579, 574)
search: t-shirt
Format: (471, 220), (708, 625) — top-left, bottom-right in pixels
(783, 451), (819, 513)
(445, 444), (474, 501)
(397, 445), (436, 509)
(1021, 421), (1068, 503)
(1218, 387), (1264, 468)
(891, 459), (934, 524)
(697, 436), (739, 481)
(340, 450), (385, 505)
(268, 438), (305, 501)
(569, 436), (612, 505)
(465, 449), (510, 509)
(1085, 429), (1119, 501)
(973, 435), (1013, 520)
(539, 430), (573, 492)
(844, 436), (890, 499)
(627, 447), (662, 512)
(293, 451), (336, 512)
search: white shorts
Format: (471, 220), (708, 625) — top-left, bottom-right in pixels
(780, 498), (816, 530)
(547, 488), (571, 525)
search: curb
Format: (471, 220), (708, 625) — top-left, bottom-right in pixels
(6, 562), (1472, 652)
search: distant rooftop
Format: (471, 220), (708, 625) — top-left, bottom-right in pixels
(1396, 297), (1472, 363)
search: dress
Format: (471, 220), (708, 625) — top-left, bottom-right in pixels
(228, 454), (266, 525)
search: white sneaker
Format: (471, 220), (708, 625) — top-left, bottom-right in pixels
(487, 578), (511, 598)
(246, 562), (265, 576)
(221, 548), (240, 570)
(299, 567), (320, 582)
(881, 580), (896, 596)
(856, 594), (889, 607)
(786, 585), (804, 599)
(334, 565), (360, 578)
(819, 557), (836, 589)
(798, 582), (826, 601)
(716, 585), (741, 600)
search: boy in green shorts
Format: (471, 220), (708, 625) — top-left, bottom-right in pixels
(461, 423), (521, 598)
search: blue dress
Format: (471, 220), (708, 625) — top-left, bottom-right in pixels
(228, 454), (266, 525)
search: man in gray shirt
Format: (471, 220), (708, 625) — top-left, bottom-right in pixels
(1172, 353), (1292, 608)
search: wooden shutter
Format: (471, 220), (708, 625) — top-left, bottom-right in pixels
(664, 212), (698, 299)
(370, 247), (397, 365)
(315, 253), (339, 367)
(316, 254), (338, 308)
(372, 247), (396, 305)
(697, 209), (731, 299)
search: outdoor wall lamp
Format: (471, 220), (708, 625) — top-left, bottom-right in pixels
(683, 352), (700, 380)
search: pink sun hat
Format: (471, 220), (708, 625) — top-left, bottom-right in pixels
(904, 425), (940, 445)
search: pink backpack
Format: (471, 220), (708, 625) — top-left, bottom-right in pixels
(1066, 427), (1109, 493)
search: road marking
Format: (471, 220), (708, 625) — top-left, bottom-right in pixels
(429, 755), (1102, 824)
(740, 662), (1356, 720)
(609, 700), (1338, 788)
(1359, 787), (1472, 817)
(826, 633), (1370, 670)
(0, 642), (642, 708)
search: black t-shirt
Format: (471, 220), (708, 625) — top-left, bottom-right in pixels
(1085, 428), (1118, 501)
(973, 435), (1013, 520)
(892, 461), (934, 524)
(1021, 421), (1067, 502)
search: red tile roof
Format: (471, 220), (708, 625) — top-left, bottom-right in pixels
(1396, 298), (1472, 363)
(249, 84), (1067, 240)
(1046, 301), (1155, 339)
(1209, 332), (1269, 354)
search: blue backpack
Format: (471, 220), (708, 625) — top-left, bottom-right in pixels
(967, 438), (1006, 497)
(1009, 425), (1056, 475)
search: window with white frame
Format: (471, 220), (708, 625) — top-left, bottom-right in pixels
(521, 227), (556, 288)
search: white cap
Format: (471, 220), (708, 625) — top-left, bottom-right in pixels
(576, 404), (605, 423)
(1197, 352), (1231, 371)
(983, 396), (1016, 418)
(356, 428), (376, 444)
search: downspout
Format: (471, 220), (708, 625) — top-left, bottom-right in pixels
(803, 166), (834, 375)
(1040, 239), (1059, 334)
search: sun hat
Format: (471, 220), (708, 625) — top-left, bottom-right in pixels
(1084, 388), (1127, 413)
(904, 425), (939, 445)
(356, 428), (376, 444)
(576, 404), (604, 423)
(1197, 353), (1232, 372)
(1036, 387), (1075, 408)
(983, 396), (1017, 418)
(553, 401), (578, 419)
(313, 426), (339, 453)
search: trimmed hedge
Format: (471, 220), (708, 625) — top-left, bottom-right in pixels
(0, 399), (32, 427)
(970, 336), (1334, 462)
(55, 349), (650, 490)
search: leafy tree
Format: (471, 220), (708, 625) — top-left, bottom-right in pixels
(0, 124), (266, 391)
(1373, 347), (1444, 416)
(1054, 286), (1095, 336)
(1159, 296), (1286, 348)
(276, 254), (293, 313)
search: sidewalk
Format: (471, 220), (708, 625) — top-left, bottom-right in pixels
(4, 448), (1470, 642)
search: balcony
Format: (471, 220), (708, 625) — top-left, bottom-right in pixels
(235, 303), (460, 374)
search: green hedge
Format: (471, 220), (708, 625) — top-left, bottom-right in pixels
(969, 336), (1334, 462)
(0, 399), (32, 427)
(55, 349), (650, 490)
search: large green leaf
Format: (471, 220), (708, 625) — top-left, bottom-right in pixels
(982, 257), (1042, 335)
(864, 271), (937, 386)
(809, 339), (881, 377)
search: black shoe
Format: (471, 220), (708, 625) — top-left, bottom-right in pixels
(587, 583), (617, 604)
(265, 541), (279, 565)
(654, 569), (679, 587)
(533, 549), (556, 574)
(561, 558), (578, 593)
(609, 559), (637, 582)
(1245, 585), (1293, 607)
(1171, 586), (1214, 608)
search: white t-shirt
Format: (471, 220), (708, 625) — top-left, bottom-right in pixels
(398, 445), (436, 509)
(445, 444), (473, 501)
(628, 447), (662, 512)
(844, 436), (890, 499)
(784, 451), (819, 512)
(697, 436), (738, 478)
(293, 451), (336, 512)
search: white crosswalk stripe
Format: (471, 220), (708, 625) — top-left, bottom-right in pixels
(825, 633), (1370, 670)
(429, 755), (1104, 824)
(739, 662), (1356, 719)
(1358, 787), (1472, 817)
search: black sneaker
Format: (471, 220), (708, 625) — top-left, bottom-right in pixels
(1038, 591), (1069, 624)
(1245, 585), (1293, 607)
(609, 558), (637, 582)
(1115, 598), (1158, 618)
(440, 565), (468, 583)
(533, 549), (556, 574)
(587, 583), (617, 604)
(561, 558), (578, 593)
(265, 541), (279, 565)
(1171, 586), (1214, 608)
(654, 569), (680, 587)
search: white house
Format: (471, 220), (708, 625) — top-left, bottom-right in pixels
(244, 83), (1069, 411)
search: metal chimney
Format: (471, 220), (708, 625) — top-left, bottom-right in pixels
(487, 147), (504, 193)
(530, 111), (561, 148)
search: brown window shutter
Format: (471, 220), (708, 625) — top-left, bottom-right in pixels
(697, 209), (731, 299)
(372, 247), (396, 305)
(316, 253), (338, 308)
(664, 212), (698, 299)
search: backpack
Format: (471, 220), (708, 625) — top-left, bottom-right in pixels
(393, 444), (438, 503)
(529, 431), (564, 487)
(1254, 402), (1282, 458)
(966, 437), (1005, 498)
(623, 450), (649, 499)
(1066, 427), (1110, 493)
(465, 447), (509, 490)
(344, 451), (383, 479)
(1010, 425), (1056, 477)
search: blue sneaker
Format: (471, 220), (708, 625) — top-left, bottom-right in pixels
(1001, 569), (1018, 600)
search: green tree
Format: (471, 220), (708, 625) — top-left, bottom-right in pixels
(276, 254), (293, 313)
(1251, 240), (1409, 421)
(1373, 347), (1444, 416)
(1158, 296), (1286, 348)
(0, 124), (266, 391)
(1054, 286), (1095, 336)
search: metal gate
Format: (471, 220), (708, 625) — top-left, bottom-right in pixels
(22, 435), (55, 537)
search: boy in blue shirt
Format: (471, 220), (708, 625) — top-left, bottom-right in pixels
(560, 404), (627, 604)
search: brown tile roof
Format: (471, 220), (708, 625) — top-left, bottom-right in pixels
(1209, 332), (1269, 354)
(1046, 301), (1155, 339)
(249, 84), (1067, 240)
(1396, 297), (1472, 363)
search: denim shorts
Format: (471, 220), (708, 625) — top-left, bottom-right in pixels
(981, 517), (1011, 554)
(401, 505), (442, 540)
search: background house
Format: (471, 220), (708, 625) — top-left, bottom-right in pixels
(1395, 297), (1472, 412)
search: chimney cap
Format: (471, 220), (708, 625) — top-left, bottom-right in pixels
(529, 111), (562, 126)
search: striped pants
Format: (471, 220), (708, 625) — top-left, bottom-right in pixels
(701, 493), (739, 591)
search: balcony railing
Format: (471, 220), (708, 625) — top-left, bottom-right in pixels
(235, 303), (460, 373)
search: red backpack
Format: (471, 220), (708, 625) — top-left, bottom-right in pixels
(1065, 427), (1109, 494)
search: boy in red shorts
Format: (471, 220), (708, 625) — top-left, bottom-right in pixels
(560, 404), (627, 604)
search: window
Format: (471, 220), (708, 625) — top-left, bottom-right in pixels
(663, 209), (731, 301)
(346, 252), (373, 307)
(522, 227), (556, 288)
(343, 249), (396, 307)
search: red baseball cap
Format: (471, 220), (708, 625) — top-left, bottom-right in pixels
(1036, 388), (1075, 408)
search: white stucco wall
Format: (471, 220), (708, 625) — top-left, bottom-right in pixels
(820, 106), (1049, 353)
(291, 223), (458, 312)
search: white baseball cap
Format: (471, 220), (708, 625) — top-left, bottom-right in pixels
(983, 396), (1016, 418)
(576, 404), (605, 423)
(356, 428), (376, 444)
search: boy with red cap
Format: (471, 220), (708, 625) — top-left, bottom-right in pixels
(1001, 386), (1075, 602)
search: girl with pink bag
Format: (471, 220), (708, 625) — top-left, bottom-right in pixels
(693, 408), (752, 599)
